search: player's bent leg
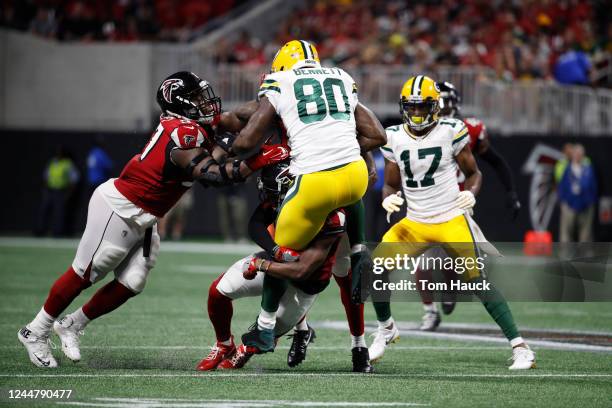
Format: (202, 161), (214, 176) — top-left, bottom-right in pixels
(55, 227), (159, 363)
(199, 256), (263, 371)
(19, 189), (123, 368)
(274, 159), (369, 251)
(444, 215), (535, 369)
(274, 286), (318, 368)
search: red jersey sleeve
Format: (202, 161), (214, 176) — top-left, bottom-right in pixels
(463, 117), (488, 151)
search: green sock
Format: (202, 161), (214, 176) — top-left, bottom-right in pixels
(345, 199), (366, 247)
(372, 301), (392, 322)
(473, 278), (520, 341)
(261, 275), (288, 313)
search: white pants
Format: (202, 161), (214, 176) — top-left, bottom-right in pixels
(216, 255), (318, 336)
(71, 187), (160, 293)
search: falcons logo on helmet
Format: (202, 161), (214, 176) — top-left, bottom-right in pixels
(161, 79), (184, 103)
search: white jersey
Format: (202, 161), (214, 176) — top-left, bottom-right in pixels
(258, 66), (361, 175)
(381, 119), (469, 224)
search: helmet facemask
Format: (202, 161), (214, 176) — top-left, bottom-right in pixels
(182, 82), (222, 125)
(257, 165), (294, 209)
(400, 97), (439, 132)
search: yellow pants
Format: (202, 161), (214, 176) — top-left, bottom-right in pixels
(378, 214), (482, 280)
(275, 158), (368, 250)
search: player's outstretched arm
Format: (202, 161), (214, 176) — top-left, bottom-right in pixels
(171, 147), (252, 186)
(455, 144), (482, 197)
(477, 143), (521, 218)
(232, 97), (277, 157)
(355, 103), (387, 152)
(250, 235), (338, 281)
(248, 204), (277, 256)
(363, 151), (377, 187)
(216, 100), (260, 134)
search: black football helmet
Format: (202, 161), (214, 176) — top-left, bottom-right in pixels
(257, 159), (293, 208)
(437, 81), (461, 118)
(156, 71), (221, 125)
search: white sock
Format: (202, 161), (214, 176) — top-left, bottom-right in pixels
(295, 318), (308, 331)
(351, 334), (366, 348)
(28, 307), (55, 336)
(67, 307), (90, 331)
(257, 309), (276, 330)
(510, 337), (525, 348)
(377, 316), (394, 329)
(423, 303), (438, 313)
(219, 338), (233, 346)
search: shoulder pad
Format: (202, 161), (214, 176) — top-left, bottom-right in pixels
(168, 121), (208, 149)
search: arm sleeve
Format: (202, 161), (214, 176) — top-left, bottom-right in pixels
(478, 145), (516, 192)
(379, 132), (395, 162)
(451, 122), (469, 156)
(248, 204), (277, 255)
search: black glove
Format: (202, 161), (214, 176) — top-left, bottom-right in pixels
(214, 132), (237, 153)
(506, 191), (521, 220)
(350, 249), (373, 304)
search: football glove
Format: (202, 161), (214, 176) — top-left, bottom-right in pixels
(506, 191), (521, 220)
(382, 191), (404, 223)
(244, 257), (270, 280)
(455, 190), (476, 210)
(273, 245), (300, 262)
(245, 144), (290, 171)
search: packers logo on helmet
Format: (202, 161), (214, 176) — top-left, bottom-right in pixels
(399, 75), (440, 132)
(271, 40), (320, 73)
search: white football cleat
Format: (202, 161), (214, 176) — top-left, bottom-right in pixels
(509, 345), (536, 370)
(17, 327), (57, 368)
(419, 310), (441, 331)
(53, 316), (83, 362)
(368, 323), (400, 363)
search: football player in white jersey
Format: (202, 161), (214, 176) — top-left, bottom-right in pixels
(232, 40), (385, 351)
(368, 75), (535, 370)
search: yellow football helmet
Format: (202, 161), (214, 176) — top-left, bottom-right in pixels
(270, 40), (320, 73)
(399, 75), (440, 132)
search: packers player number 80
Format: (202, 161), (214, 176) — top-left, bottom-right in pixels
(294, 78), (351, 123)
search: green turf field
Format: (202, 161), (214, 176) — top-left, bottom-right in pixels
(0, 238), (611, 407)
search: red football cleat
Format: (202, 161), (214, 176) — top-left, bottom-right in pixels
(218, 344), (258, 369)
(196, 337), (236, 371)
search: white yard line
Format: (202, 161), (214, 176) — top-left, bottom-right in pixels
(316, 321), (612, 353)
(57, 398), (427, 407)
(0, 237), (259, 254)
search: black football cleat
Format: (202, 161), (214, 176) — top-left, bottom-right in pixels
(352, 346), (374, 373)
(287, 325), (316, 367)
(441, 302), (456, 315)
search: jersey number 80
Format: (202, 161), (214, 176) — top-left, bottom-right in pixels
(294, 78), (351, 124)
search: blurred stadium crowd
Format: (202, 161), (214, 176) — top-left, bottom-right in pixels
(2, 0), (610, 86)
(215, 0), (611, 85)
(0, 0), (245, 42)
